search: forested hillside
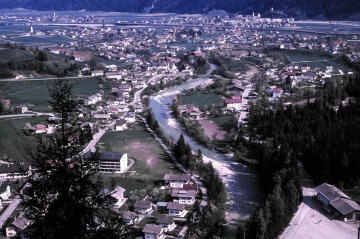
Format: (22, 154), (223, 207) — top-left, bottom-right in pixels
(1, 0), (360, 19)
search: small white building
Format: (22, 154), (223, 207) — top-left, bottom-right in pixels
(0, 185), (11, 200)
(142, 224), (164, 239)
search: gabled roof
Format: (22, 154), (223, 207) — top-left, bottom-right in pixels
(330, 198), (360, 216)
(134, 200), (152, 209)
(167, 202), (185, 211)
(143, 224), (163, 235)
(115, 119), (127, 127)
(156, 215), (174, 225)
(164, 174), (191, 182)
(315, 183), (350, 202)
(12, 212), (30, 230)
(171, 189), (196, 198)
(183, 183), (198, 191)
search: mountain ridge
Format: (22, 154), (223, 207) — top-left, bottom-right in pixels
(0, 0), (359, 20)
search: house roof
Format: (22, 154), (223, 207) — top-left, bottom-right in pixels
(315, 183), (350, 202)
(330, 198), (360, 216)
(0, 162), (29, 174)
(12, 212), (30, 230)
(225, 99), (242, 104)
(183, 183), (198, 191)
(121, 211), (137, 220)
(156, 202), (168, 207)
(134, 200), (152, 209)
(164, 174), (191, 182)
(115, 119), (127, 127)
(171, 189), (196, 198)
(110, 186), (125, 201)
(156, 215), (173, 225)
(143, 224), (163, 235)
(100, 152), (125, 162)
(167, 202), (185, 211)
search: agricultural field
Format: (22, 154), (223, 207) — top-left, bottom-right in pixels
(179, 92), (224, 108)
(97, 120), (181, 192)
(0, 117), (46, 163)
(0, 77), (101, 111)
(282, 49), (350, 71)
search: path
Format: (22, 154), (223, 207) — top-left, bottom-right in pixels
(279, 163), (359, 239)
(0, 198), (21, 229)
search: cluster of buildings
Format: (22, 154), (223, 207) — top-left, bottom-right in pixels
(116, 173), (206, 239)
(315, 183), (360, 221)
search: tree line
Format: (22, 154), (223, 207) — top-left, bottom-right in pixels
(235, 72), (360, 238)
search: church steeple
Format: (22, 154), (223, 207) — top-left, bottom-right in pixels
(30, 21), (34, 34)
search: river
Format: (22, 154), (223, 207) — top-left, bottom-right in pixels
(149, 65), (260, 219)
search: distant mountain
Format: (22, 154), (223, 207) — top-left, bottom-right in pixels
(0, 0), (360, 20)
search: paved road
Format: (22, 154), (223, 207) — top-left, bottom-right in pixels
(130, 74), (162, 106)
(0, 75), (95, 82)
(0, 198), (21, 228)
(0, 111), (54, 119)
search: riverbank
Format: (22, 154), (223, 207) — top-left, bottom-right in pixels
(149, 65), (260, 220)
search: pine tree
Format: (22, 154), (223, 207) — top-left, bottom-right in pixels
(23, 79), (130, 238)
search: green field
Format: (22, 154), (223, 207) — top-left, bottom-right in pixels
(179, 93), (224, 107)
(97, 121), (181, 192)
(0, 48), (35, 63)
(0, 117), (46, 163)
(209, 115), (236, 131)
(0, 78), (101, 111)
(282, 50), (349, 71)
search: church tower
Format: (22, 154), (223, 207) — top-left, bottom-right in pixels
(30, 21), (34, 34)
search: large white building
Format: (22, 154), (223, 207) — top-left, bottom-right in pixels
(99, 152), (128, 173)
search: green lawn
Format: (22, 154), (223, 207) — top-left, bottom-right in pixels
(0, 117), (46, 163)
(97, 121), (181, 191)
(0, 77), (101, 111)
(179, 93), (224, 107)
(209, 115), (236, 131)
(282, 50), (349, 71)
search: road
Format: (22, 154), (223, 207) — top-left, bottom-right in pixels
(0, 75), (95, 82)
(130, 74), (162, 106)
(0, 111), (54, 119)
(279, 163), (359, 239)
(0, 198), (21, 229)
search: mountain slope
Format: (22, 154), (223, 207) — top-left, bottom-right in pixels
(0, 0), (359, 20)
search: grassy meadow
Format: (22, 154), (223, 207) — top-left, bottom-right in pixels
(179, 92), (224, 107)
(97, 120), (181, 192)
(0, 117), (47, 163)
(0, 77), (101, 111)
(282, 49), (350, 71)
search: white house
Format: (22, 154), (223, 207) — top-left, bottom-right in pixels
(99, 152), (128, 173)
(114, 119), (127, 131)
(164, 174), (191, 189)
(225, 98), (242, 111)
(5, 227), (16, 237)
(0, 162), (31, 179)
(142, 224), (164, 239)
(0, 184), (11, 200)
(134, 200), (154, 214)
(171, 189), (196, 205)
(110, 186), (126, 208)
(167, 202), (186, 217)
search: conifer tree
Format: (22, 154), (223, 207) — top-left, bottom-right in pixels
(23, 79), (129, 239)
